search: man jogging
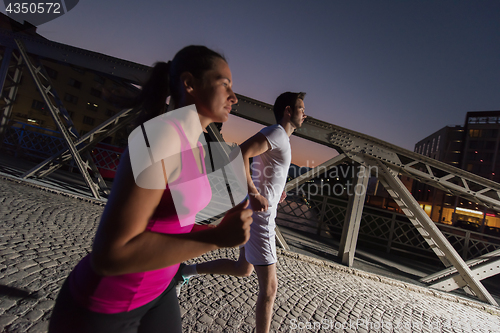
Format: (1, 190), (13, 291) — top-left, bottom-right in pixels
(179, 92), (307, 333)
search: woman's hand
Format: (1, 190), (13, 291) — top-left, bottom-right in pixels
(210, 199), (253, 248)
(279, 191), (287, 204)
(249, 193), (268, 212)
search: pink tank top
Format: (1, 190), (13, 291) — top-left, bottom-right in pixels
(69, 119), (212, 313)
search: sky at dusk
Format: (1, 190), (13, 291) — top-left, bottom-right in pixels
(2, 1), (499, 166)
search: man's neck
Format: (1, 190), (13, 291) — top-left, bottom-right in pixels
(278, 120), (295, 137)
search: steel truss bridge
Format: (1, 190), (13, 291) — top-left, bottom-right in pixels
(1, 26), (499, 306)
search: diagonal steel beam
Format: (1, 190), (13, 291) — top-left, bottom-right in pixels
(284, 153), (348, 192)
(15, 38), (105, 198)
(373, 158), (497, 306)
(21, 107), (139, 179)
(0, 47), (22, 141)
(232, 94), (500, 212)
(428, 258), (500, 292)
(338, 164), (370, 267)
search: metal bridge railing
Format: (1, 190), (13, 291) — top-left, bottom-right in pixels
(2, 121), (122, 174)
(4, 122), (500, 262)
(2, 121), (66, 159)
(277, 194), (500, 262)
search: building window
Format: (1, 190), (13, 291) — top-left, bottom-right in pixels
(90, 88), (102, 98)
(431, 138), (435, 154)
(71, 65), (86, 74)
(83, 116), (95, 126)
(105, 109), (116, 117)
(485, 141), (496, 150)
(469, 129), (482, 138)
(64, 93), (78, 104)
(26, 118), (43, 125)
(484, 153), (494, 163)
(483, 129), (498, 138)
(68, 78), (82, 89)
(94, 74), (105, 84)
(44, 66), (58, 80)
(87, 102), (99, 111)
(468, 151), (478, 161)
(102, 137), (112, 144)
(436, 136), (440, 152)
(31, 99), (45, 110)
(80, 130), (88, 136)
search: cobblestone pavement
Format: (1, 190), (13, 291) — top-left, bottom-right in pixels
(0, 177), (499, 332)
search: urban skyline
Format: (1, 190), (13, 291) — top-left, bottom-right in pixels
(2, 1), (499, 166)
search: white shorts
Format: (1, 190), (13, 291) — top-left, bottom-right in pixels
(243, 208), (277, 266)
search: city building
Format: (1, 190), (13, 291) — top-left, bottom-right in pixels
(414, 125), (464, 167)
(462, 111), (500, 181)
(413, 111), (500, 233)
(0, 13), (143, 149)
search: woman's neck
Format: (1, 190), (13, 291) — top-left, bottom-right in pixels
(168, 103), (205, 146)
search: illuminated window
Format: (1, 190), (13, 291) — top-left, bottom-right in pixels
(87, 102), (99, 111)
(469, 129), (482, 138)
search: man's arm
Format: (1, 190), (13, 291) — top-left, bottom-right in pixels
(240, 132), (272, 212)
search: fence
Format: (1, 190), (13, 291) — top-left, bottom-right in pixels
(1, 121), (122, 177)
(277, 194), (500, 262)
(4, 122), (500, 262)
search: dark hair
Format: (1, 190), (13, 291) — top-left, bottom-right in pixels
(169, 46), (226, 105)
(107, 46), (226, 126)
(273, 92), (306, 123)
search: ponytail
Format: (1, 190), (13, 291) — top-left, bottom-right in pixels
(134, 61), (171, 126)
(103, 45), (225, 128)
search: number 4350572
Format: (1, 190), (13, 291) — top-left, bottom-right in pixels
(6, 2), (61, 14)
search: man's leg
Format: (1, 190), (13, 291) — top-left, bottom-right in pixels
(189, 247), (254, 277)
(254, 263), (278, 333)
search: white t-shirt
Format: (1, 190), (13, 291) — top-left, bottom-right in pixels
(251, 124), (291, 208)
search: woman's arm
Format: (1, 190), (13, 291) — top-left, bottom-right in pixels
(240, 132), (272, 212)
(91, 131), (252, 276)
